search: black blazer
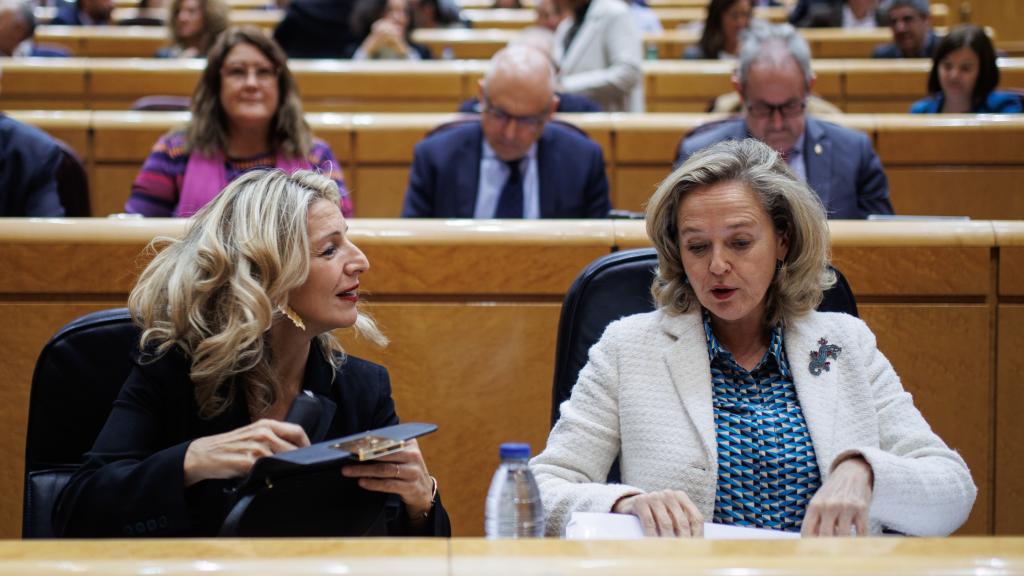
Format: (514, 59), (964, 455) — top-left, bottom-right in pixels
(0, 115), (64, 217)
(53, 346), (451, 537)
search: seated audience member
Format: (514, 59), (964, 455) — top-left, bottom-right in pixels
(553, 0), (644, 111)
(535, 0), (566, 32)
(54, 169), (451, 537)
(156, 0), (229, 58)
(677, 24), (892, 219)
(0, 113), (64, 216)
(911, 24), (1023, 114)
(684, 0), (751, 60)
(628, 0), (662, 35)
(51, 0), (113, 25)
(412, 0), (465, 29)
(794, 0), (886, 28)
(0, 0), (68, 57)
(403, 45), (611, 218)
(350, 0), (431, 60)
(872, 0), (936, 58)
(532, 138), (977, 538)
(273, 0), (359, 58)
(126, 28), (350, 217)
(458, 30), (603, 113)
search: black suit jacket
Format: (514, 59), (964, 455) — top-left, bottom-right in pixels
(402, 121), (611, 218)
(0, 115), (64, 217)
(53, 347), (450, 537)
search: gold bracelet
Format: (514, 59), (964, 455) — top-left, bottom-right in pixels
(421, 476), (439, 519)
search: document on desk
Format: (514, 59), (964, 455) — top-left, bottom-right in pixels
(565, 512), (801, 540)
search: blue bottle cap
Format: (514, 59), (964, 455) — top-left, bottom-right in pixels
(499, 442), (531, 459)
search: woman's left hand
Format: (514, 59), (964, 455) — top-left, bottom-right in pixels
(801, 455), (874, 537)
(341, 439), (434, 520)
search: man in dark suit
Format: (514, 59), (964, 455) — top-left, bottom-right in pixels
(51, 0), (113, 25)
(676, 24), (891, 220)
(0, 114), (64, 216)
(872, 0), (937, 58)
(402, 45), (611, 219)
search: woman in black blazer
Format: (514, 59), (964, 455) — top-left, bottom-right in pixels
(54, 170), (450, 538)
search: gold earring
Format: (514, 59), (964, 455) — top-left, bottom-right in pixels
(279, 305), (306, 330)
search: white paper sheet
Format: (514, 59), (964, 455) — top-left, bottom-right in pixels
(565, 512), (800, 540)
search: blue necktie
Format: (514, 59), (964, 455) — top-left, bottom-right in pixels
(494, 159), (524, 218)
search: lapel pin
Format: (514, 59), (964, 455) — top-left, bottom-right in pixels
(809, 337), (841, 376)
(814, 143), (823, 155)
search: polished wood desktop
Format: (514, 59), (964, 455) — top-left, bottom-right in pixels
(0, 537), (1019, 575)
(0, 219), (1019, 539)
(9, 110), (1023, 220)
(29, 25), (965, 60)
(4, 57), (1022, 114)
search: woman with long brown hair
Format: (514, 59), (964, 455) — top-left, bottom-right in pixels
(128, 27), (352, 217)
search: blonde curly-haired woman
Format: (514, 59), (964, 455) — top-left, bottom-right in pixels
(55, 170), (449, 537)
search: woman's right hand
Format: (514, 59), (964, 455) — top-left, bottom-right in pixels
(612, 490), (704, 537)
(182, 419), (310, 487)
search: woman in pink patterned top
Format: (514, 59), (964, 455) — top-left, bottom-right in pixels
(127, 27), (352, 218)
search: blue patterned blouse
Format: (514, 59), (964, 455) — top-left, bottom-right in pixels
(703, 311), (822, 532)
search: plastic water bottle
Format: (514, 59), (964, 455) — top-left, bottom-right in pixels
(484, 443), (545, 538)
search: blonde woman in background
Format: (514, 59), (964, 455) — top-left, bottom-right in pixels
(156, 0), (229, 58)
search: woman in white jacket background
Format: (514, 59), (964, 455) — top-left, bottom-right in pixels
(552, 0), (644, 112)
(531, 138), (976, 538)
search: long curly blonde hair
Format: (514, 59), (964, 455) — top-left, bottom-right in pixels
(129, 170), (386, 419)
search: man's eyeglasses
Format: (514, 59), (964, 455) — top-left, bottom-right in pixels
(745, 99), (806, 119)
(482, 97), (549, 130)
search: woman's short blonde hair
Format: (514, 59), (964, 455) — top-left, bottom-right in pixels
(129, 170), (386, 419)
(645, 138), (834, 325)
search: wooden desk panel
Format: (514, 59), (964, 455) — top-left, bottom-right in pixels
(874, 116), (1024, 165)
(340, 303), (562, 538)
(858, 304), (991, 535)
(994, 222), (1024, 296)
(451, 538), (1024, 575)
(996, 305), (1024, 535)
(0, 538), (449, 575)
(886, 168), (1024, 220)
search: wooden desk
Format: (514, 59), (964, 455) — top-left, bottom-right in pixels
(0, 538), (449, 575)
(29, 25), (960, 59)
(8, 57), (1021, 114)
(451, 538), (1024, 575)
(0, 219), (1015, 539)
(10, 110), (1023, 220)
(0, 537), (1018, 574)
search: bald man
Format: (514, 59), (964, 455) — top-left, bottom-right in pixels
(402, 45), (610, 219)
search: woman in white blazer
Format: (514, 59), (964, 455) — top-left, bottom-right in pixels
(552, 0), (644, 112)
(532, 138), (976, 538)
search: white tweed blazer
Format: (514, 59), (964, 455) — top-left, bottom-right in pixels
(552, 0), (644, 112)
(531, 309), (976, 536)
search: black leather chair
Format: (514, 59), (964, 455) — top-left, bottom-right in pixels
(23, 308), (139, 538)
(23, 308), (368, 537)
(551, 248), (859, 428)
(52, 137), (91, 217)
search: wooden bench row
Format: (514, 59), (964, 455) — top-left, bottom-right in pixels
(0, 218), (1022, 538)
(4, 57), (1021, 114)
(33, 5), (794, 32)
(30, 25), (953, 60)
(13, 110), (1024, 220)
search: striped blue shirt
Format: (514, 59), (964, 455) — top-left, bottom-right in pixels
(703, 311), (822, 532)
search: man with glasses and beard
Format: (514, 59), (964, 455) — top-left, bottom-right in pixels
(676, 24), (892, 220)
(401, 44), (610, 219)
